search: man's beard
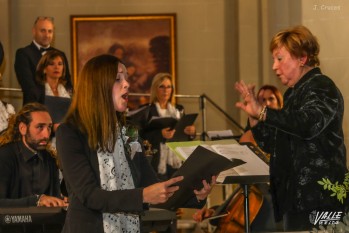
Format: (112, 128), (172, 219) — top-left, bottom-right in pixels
(25, 134), (49, 151)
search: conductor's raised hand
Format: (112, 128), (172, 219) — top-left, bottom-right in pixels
(194, 175), (217, 201)
(234, 80), (263, 118)
(143, 176), (184, 205)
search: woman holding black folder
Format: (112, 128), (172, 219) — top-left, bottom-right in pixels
(138, 73), (196, 180)
(56, 55), (214, 233)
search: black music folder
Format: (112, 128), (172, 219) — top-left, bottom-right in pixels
(126, 105), (149, 127)
(168, 113), (198, 142)
(147, 113), (198, 136)
(44, 96), (71, 123)
(153, 145), (245, 210)
(147, 116), (178, 130)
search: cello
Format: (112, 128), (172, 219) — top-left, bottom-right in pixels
(212, 143), (269, 232)
(213, 184), (263, 233)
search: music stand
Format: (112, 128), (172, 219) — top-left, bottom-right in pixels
(141, 208), (177, 233)
(166, 140), (269, 233)
(222, 175), (269, 233)
(220, 143), (270, 233)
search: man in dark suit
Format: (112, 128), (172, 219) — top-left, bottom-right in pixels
(14, 16), (73, 106)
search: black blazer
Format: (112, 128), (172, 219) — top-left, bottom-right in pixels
(0, 142), (60, 207)
(57, 121), (205, 233)
(56, 122), (159, 233)
(14, 42), (73, 105)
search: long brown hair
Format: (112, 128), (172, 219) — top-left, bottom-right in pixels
(65, 54), (125, 153)
(0, 103), (50, 145)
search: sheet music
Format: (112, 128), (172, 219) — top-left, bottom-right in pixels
(154, 146), (244, 210)
(175, 142), (269, 183)
(207, 130), (233, 139)
(216, 168), (240, 183)
(211, 144), (269, 176)
(175, 144), (213, 160)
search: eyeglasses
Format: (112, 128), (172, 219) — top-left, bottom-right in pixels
(158, 85), (172, 89)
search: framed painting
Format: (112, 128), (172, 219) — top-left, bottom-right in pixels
(71, 14), (176, 109)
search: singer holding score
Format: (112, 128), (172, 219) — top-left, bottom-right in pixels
(234, 25), (347, 231)
(138, 73), (196, 180)
(56, 55), (215, 233)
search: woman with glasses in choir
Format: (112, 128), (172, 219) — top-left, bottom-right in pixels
(138, 73), (196, 180)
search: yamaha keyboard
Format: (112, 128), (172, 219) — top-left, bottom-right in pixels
(0, 207), (176, 232)
(0, 207), (66, 226)
(0, 207), (65, 232)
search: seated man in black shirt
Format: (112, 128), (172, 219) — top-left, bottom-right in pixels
(0, 102), (67, 208)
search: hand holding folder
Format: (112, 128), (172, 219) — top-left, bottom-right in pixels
(168, 113), (198, 142)
(153, 146), (246, 210)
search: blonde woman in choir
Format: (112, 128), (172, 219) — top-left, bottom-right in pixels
(138, 73), (196, 180)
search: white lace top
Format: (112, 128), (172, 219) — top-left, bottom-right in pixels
(45, 83), (71, 98)
(97, 126), (142, 233)
(0, 101), (15, 132)
(155, 102), (183, 174)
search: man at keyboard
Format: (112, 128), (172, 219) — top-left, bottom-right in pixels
(0, 103), (67, 208)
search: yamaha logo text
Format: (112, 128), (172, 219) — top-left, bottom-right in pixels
(3, 214), (33, 224)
